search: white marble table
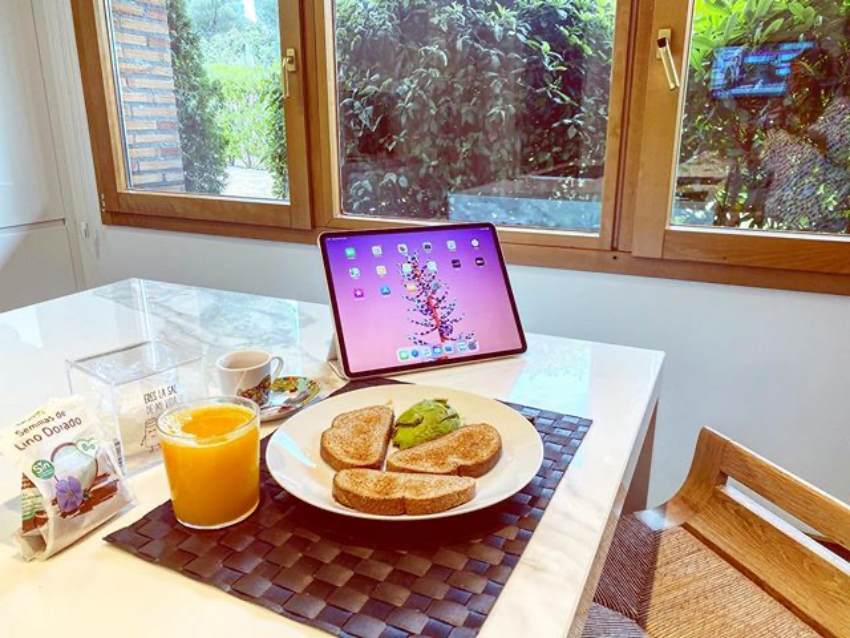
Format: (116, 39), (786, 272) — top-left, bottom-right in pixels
(0, 279), (663, 638)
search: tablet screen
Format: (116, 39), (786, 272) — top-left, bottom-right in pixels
(320, 223), (526, 377)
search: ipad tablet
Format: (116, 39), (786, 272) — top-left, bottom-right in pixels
(319, 222), (526, 379)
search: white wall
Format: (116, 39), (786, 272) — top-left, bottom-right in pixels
(40, 2), (850, 507)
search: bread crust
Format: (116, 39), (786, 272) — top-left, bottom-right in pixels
(332, 469), (475, 515)
(386, 423), (502, 478)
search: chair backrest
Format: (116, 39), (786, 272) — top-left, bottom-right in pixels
(660, 427), (850, 638)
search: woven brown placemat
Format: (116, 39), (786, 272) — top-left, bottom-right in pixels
(106, 378), (592, 637)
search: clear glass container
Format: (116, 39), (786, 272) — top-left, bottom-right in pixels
(67, 340), (204, 473)
(157, 396), (260, 529)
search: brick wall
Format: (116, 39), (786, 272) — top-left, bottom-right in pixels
(110, 0), (185, 191)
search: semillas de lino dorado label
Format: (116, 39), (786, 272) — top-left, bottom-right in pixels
(0, 396), (134, 560)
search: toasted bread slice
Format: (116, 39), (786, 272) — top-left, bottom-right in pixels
(320, 405), (393, 471)
(386, 423), (501, 478)
(333, 469), (475, 515)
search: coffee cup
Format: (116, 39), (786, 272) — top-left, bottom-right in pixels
(216, 349), (284, 398)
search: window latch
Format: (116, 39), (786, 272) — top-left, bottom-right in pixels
(281, 48), (298, 99)
(656, 29), (681, 91)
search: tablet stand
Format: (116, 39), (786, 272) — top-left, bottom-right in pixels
(325, 336), (347, 379)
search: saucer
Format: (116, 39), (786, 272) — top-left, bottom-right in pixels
(238, 376), (322, 422)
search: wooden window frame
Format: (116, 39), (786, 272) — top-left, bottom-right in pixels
(71, 0), (850, 296)
(72, 0), (313, 230)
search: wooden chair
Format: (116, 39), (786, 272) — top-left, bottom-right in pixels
(583, 427), (850, 637)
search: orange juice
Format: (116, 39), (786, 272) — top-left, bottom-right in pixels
(157, 397), (260, 529)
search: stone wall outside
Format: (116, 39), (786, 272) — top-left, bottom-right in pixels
(110, 0), (185, 191)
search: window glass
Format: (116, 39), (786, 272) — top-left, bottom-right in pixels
(333, 0), (616, 231)
(106, 0), (288, 200)
(673, 0), (850, 234)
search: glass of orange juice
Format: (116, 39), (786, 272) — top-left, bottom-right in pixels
(157, 396), (260, 529)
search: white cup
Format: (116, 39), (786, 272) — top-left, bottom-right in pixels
(216, 349), (284, 397)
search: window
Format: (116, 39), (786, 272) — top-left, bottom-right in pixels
(108, 0), (287, 200)
(74, 0), (311, 229)
(331, 0), (616, 234)
(72, 0), (850, 293)
(630, 0), (850, 276)
(673, 1), (850, 236)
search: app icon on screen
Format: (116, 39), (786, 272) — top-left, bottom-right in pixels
(444, 344), (454, 354)
(458, 341), (468, 352)
(410, 349), (420, 358)
(404, 282), (417, 292)
(376, 264), (387, 276)
(471, 238), (480, 248)
(446, 240), (457, 251)
(475, 257), (485, 267)
(402, 263), (413, 274)
(371, 245), (383, 257)
(431, 345), (443, 356)
(426, 260), (437, 272)
(345, 247), (356, 259)
(467, 341), (479, 351)
(398, 349), (410, 361)
(353, 288), (365, 299)
(397, 243), (408, 254)
(379, 285), (391, 296)
(422, 241), (432, 252)
(451, 258), (461, 269)
(349, 267), (361, 278)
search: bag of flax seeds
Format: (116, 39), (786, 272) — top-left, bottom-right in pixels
(1, 396), (134, 560)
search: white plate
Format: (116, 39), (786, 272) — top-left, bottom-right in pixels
(265, 385), (544, 521)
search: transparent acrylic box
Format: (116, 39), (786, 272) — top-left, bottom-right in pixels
(67, 340), (205, 474)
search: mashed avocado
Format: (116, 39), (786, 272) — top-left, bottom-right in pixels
(393, 399), (461, 449)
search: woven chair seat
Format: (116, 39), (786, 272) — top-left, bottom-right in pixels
(582, 603), (649, 637)
(585, 515), (820, 637)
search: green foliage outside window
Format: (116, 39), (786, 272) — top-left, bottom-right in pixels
(333, 0), (614, 218)
(207, 64), (270, 169)
(166, 0), (228, 194)
(168, 0), (616, 215)
(261, 72), (290, 200)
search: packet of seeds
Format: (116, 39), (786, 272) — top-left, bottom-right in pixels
(1, 396), (134, 560)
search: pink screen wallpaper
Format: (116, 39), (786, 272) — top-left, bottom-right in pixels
(324, 225), (524, 373)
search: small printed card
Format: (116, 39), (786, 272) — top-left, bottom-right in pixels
(115, 377), (183, 469)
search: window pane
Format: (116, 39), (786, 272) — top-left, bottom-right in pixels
(674, 0), (850, 235)
(106, 0), (289, 200)
(333, 0), (616, 231)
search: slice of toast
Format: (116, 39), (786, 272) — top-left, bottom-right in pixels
(333, 469), (475, 515)
(320, 405), (393, 471)
(386, 423), (502, 478)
